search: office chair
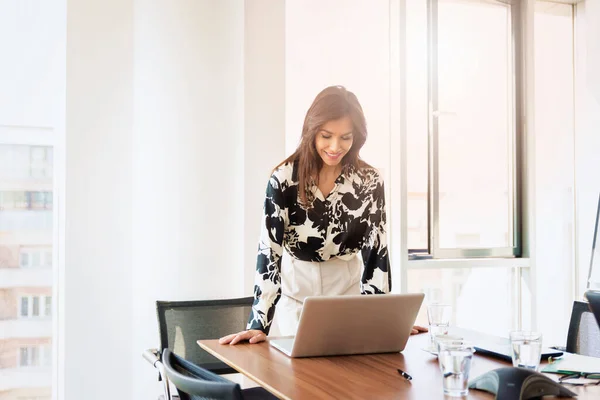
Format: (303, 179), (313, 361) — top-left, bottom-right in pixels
(157, 297), (254, 374)
(143, 297), (256, 399)
(565, 299), (600, 357)
(162, 349), (279, 400)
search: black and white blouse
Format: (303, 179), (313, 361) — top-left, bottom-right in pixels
(247, 161), (391, 334)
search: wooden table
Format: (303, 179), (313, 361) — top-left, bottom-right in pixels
(199, 333), (600, 399)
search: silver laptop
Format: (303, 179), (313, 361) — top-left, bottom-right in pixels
(269, 293), (425, 358)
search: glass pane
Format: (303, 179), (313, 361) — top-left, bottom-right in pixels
(20, 297), (29, 317)
(45, 296), (52, 317)
(20, 252), (30, 268)
(31, 252), (41, 267)
(0, 144), (53, 396)
(408, 267), (516, 336)
(19, 347), (29, 367)
(31, 347), (39, 366)
(44, 250), (52, 267)
(43, 345), (52, 367)
(32, 297), (40, 317)
(406, 0), (429, 251)
(436, 0), (513, 249)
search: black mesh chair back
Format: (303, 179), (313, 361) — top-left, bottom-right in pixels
(566, 300), (600, 357)
(162, 348), (244, 400)
(157, 297), (253, 375)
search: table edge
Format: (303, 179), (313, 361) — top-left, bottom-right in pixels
(198, 340), (290, 400)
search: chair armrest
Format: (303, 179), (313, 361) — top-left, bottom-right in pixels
(143, 348), (172, 400)
(143, 348), (161, 366)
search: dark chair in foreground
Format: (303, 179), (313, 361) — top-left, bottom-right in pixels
(143, 297), (257, 399)
(565, 299), (600, 357)
(162, 348), (279, 400)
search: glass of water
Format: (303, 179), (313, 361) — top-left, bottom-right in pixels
(510, 331), (543, 370)
(438, 341), (474, 397)
(427, 304), (452, 348)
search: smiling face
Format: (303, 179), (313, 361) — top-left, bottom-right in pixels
(314, 116), (354, 168)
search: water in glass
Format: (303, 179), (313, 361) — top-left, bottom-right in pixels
(510, 331), (542, 370)
(438, 344), (474, 397)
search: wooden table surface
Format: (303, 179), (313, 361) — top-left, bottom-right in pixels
(199, 333), (600, 399)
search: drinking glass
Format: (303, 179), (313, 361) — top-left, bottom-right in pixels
(427, 304), (452, 348)
(509, 331), (543, 370)
(434, 334), (464, 355)
(438, 342), (474, 397)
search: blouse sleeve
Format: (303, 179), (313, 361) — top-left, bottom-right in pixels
(360, 172), (392, 294)
(246, 174), (287, 334)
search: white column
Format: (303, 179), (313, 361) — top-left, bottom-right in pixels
(243, 0), (287, 297)
(131, 1), (245, 399)
(65, 0), (134, 399)
(575, 1), (600, 294)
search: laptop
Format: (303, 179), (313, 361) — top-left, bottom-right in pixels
(269, 293), (425, 358)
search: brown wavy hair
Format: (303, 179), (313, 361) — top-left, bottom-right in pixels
(276, 85), (370, 206)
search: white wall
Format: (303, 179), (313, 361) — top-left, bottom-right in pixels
(66, 0), (246, 399)
(575, 1), (600, 293)
(130, 1), (245, 399)
(243, 0), (287, 297)
(531, 1), (576, 345)
(65, 1), (134, 399)
(285, 0), (391, 176)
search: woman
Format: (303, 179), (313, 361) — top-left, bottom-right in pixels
(220, 86), (427, 345)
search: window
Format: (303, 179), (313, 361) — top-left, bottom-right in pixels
(44, 296), (52, 317)
(407, 0), (521, 258)
(20, 247), (52, 268)
(21, 297), (29, 317)
(31, 251), (41, 267)
(0, 2), (62, 397)
(19, 295), (52, 318)
(20, 252), (30, 268)
(30, 146), (53, 178)
(409, 266), (526, 336)
(32, 296), (40, 317)
(19, 346), (42, 367)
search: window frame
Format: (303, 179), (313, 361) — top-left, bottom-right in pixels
(423, 0), (523, 259)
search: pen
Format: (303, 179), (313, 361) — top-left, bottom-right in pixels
(397, 368), (413, 381)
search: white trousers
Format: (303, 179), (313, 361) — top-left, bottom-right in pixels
(275, 251), (362, 336)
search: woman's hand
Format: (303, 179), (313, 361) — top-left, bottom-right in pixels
(219, 329), (267, 345)
(411, 325), (429, 335)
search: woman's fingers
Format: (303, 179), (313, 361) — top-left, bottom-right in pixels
(410, 325), (429, 335)
(219, 330), (266, 345)
(218, 333), (239, 344)
(249, 332), (267, 344)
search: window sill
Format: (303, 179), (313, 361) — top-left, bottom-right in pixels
(407, 257), (530, 269)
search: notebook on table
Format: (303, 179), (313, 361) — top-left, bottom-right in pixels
(541, 353), (600, 375)
(269, 293), (425, 358)
(439, 328), (563, 362)
(473, 341), (563, 362)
